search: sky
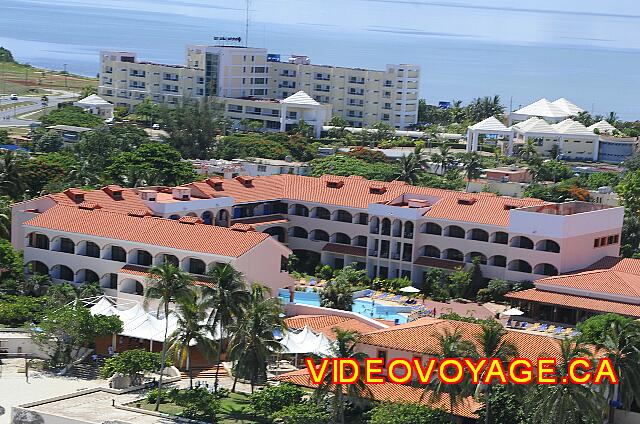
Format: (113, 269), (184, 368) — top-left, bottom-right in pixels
(18, 0), (640, 51)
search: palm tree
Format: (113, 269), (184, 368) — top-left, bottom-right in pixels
(0, 150), (27, 200)
(519, 139), (539, 162)
(314, 329), (371, 424)
(470, 321), (518, 424)
(0, 196), (11, 240)
(423, 327), (474, 423)
(144, 262), (194, 411)
(431, 143), (452, 175)
(202, 263), (250, 393)
(530, 338), (605, 424)
(461, 152), (482, 186)
(168, 291), (217, 389)
(397, 145), (424, 185)
(227, 284), (285, 393)
(22, 273), (52, 296)
(597, 320), (640, 423)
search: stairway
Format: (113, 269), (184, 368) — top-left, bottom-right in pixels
(180, 365), (228, 380)
(68, 354), (106, 380)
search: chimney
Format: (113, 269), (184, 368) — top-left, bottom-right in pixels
(172, 186), (191, 201)
(139, 190), (157, 201)
(205, 178), (224, 191)
(235, 176), (254, 187)
(64, 188), (85, 204)
(103, 185), (124, 200)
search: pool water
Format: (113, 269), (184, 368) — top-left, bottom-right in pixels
(278, 289), (410, 324)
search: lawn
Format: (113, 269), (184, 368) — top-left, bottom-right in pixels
(135, 392), (266, 424)
(0, 61), (96, 95)
(0, 100), (36, 112)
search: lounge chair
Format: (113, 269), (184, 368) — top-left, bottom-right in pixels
(537, 324), (548, 332)
(520, 322), (529, 329)
(506, 319), (513, 327)
(363, 289), (373, 297)
(569, 330), (581, 338)
(372, 291), (384, 299)
(309, 280), (316, 286)
(398, 296), (409, 303)
(546, 325), (556, 333)
(554, 326), (565, 334)
(528, 323), (541, 331)
(389, 295), (402, 302)
(378, 293), (390, 299)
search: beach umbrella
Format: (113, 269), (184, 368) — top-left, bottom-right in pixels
(400, 286), (421, 294)
(502, 307), (524, 316)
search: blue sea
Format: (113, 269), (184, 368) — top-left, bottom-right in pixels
(1, 0), (639, 119)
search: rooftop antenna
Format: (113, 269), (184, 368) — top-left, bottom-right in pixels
(245, 0), (250, 47)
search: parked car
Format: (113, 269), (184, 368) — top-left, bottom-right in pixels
(9, 94), (19, 100)
(151, 123), (161, 130)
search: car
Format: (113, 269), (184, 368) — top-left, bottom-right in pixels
(151, 123), (160, 130)
(9, 94), (19, 100)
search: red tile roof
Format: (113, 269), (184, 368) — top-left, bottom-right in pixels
(357, 317), (565, 362)
(506, 289), (640, 318)
(50, 186), (150, 215)
(273, 368), (480, 418)
(189, 174), (547, 226)
(285, 314), (382, 339)
(119, 264), (215, 288)
(414, 257), (463, 270)
(322, 243), (367, 257)
(532, 256), (640, 298)
(24, 205), (270, 258)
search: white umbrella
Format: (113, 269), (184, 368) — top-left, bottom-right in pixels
(502, 308), (524, 316)
(400, 286), (421, 294)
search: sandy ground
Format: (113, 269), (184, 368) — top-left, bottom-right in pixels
(0, 359), (106, 424)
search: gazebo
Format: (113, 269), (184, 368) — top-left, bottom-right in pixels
(466, 116), (513, 154)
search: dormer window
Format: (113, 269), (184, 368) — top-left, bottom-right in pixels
(457, 197), (477, 205)
(503, 204), (517, 210)
(326, 179), (344, 188)
(369, 185), (386, 194)
(74, 194), (85, 203)
(112, 191), (123, 200)
(236, 176), (254, 187)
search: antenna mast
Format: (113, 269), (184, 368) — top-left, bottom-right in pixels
(245, 0), (250, 47)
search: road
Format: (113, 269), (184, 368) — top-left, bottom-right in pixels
(0, 90), (79, 127)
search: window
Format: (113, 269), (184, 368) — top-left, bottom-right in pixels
(85, 242), (100, 258)
(257, 165), (267, 172)
(60, 238), (75, 254)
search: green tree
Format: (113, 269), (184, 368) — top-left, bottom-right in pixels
(577, 313), (636, 345)
(314, 329), (371, 424)
(79, 85), (97, 98)
(397, 145), (425, 185)
(320, 278), (353, 311)
(33, 305), (123, 367)
(249, 383), (305, 418)
(477, 385), (532, 424)
(202, 263), (250, 393)
(367, 402), (449, 424)
(0, 150), (28, 200)
(0, 47), (15, 62)
(0, 295), (48, 326)
(271, 401), (331, 424)
(519, 139), (539, 162)
(21, 273), (52, 297)
(134, 98), (162, 126)
(421, 268), (444, 300)
(583, 172), (620, 190)
(430, 143), (453, 175)
(309, 155), (398, 181)
(40, 106), (104, 128)
(465, 257), (485, 299)
(227, 284), (285, 392)
(461, 152), (482, 184)
(144, 262), (195, 411)
(423, 328), (474, 423)
(105, 142), (196, 187)
(45, 281), (104, 308)
(35, 131), (63, 153)
(168, 291), (217, 389)
(100, 348), (163, 385)
(371, 121), (395, 143)
(0, 239), (24, 284)
(470, 321), (518, 424)
(529, 338), (604, 424)
(162, 99), (224, 159)
(446, 267), (471, 299)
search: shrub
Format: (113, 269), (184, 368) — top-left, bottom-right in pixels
(173, 388), (220, 422)
(249, 383), (305, 418)
(146, 388), (170, 404)
(367, 402), (449, 424)
(272, 401), (331, 424)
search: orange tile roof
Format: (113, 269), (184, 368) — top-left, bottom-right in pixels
(506, 289), (640, 318)
(414, 257), (463, 270)
(119, 264), (215, 288)
(532, 256), (640, 298)
(273, 368), (480, 418)
(24, 205), (270, 258)
(49, 186), (150, 215)
(322, 243), (367, 257)
(188, 174), (547, 226)
(285, 314), (382, 339)
(357, 317), (565, 362)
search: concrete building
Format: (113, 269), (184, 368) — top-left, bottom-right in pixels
(98, 45), (420, 130)
(188, 157), (309, 179)
(73, 94), (114, 120)
(13, 175), (624, 289)
(598, 135), (639, 164)
(509, 97), (584, 125)
(45, 125), (93, 143)
(466, 166), (533, 198)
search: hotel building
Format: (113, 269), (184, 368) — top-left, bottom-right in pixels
(12, 175), (623, 302)
(98, 45), (420, 130)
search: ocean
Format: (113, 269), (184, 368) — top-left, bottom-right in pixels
(1, 0), (639, 119)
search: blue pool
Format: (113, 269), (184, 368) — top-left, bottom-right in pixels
(278, 289), (410, 324)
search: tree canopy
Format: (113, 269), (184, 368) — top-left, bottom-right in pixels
(40, 106), (105, 128)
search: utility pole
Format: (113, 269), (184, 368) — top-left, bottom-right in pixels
(64, 63), (68, 88)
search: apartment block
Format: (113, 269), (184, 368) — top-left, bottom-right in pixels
(98, 45), (420, 130)
(13, 176), (623, 299)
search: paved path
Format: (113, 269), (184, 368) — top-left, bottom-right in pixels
(0, 90), (78, 127)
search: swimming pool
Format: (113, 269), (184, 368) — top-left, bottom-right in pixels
(278, 289), (410, 324)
